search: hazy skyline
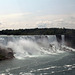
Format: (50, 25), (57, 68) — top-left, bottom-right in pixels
(0, 0), (75, 30)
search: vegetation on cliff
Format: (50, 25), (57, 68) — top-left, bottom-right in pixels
(0, 28), (75, 36)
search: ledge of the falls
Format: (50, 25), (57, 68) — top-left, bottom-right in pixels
(0, 46), (14, 61)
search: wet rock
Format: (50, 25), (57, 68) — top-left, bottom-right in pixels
(0, 46), (14, 60)
(61, 46), (73, 52)
(56, 35), (62, 43)
(65, 35), (75, 49)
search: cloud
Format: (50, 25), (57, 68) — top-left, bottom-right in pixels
(0, 13), (75, 30)
(36, 21), (52, 28)
(0, 23), (2, 25)
(36, 16), (75, 29)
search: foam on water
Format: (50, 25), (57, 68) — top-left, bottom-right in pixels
(5, 36), (59, 59)
(0, 35), (74, 59)
(6, 38), (55, 59)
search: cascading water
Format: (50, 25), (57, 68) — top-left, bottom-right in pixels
(0, 35), (74, 59)
(61, 35), (65, 46)
(0, 35), (61, 59)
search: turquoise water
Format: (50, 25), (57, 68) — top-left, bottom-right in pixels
(0, 52), (75, 75)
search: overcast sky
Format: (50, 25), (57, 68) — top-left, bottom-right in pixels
(0, 0), (75, 30)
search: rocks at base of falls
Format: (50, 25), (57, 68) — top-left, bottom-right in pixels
(0, 46), (14, 60)
(59, 46), (73, 52)
(62, 47), (73, 52)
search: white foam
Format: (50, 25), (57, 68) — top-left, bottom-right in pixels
(6, 36), (60, 59)
(0, 35), (73, 59)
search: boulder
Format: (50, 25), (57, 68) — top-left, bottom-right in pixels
(0, 46), (14, 60)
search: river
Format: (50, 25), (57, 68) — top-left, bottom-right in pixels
(0, 35), (75, 75)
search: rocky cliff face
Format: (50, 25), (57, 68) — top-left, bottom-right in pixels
(56, 35), (75, 49)
(56, 35), (62, 43)
(65, 35), (75, 49)
(0, 46), (14, 60)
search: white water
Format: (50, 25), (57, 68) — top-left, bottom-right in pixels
(61, 35), (65, 45)
(0, 35), (74, 59)
(5, 35), (57, 59)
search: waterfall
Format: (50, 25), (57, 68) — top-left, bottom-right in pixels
(61, 35), (65, 46)
(0, 35), (67, 59)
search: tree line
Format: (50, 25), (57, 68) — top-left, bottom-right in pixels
(0, 28), (75, 36)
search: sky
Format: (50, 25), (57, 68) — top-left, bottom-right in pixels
(0, 0), (75, 30)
